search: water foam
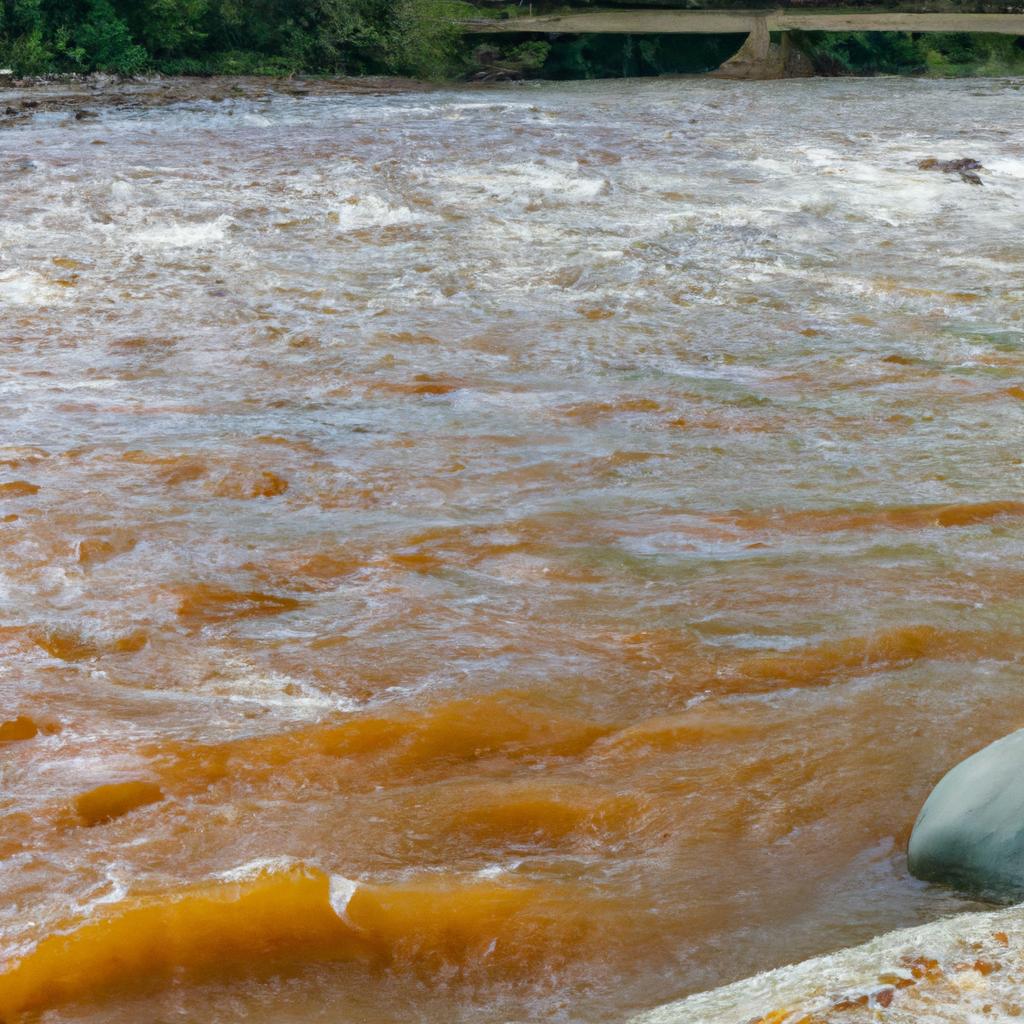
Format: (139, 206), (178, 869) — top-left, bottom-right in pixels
(213, 856), (304, 884)
(0, 269), (63, 306)
(130, 215), (232, 249)
(328, 874), (359, 922)
(444, 161), (606, 204)
(334, 195), (436, 230)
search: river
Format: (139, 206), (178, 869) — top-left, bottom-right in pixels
(1, 75), (1024, 1022)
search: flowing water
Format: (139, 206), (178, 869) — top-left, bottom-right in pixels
(2, 74), (1024, 1023)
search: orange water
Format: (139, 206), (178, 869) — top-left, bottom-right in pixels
(1, 76), (1024, 1022)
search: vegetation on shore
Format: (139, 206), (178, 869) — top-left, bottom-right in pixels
(0, 0), (1022, 79)
(0, 0), (471, 77)
(794, 28), (1024, 75)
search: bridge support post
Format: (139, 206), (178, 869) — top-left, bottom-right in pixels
(710, 20), (813, 80)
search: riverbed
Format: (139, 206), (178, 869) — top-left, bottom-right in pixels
(2, 75), (1024, 1022)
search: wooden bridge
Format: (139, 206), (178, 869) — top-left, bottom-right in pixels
(465, 8), (1024, 78)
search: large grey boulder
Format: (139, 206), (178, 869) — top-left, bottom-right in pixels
(909, 729), (1024, 901)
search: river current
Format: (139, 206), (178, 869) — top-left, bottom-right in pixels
(1, 75), (1024, 1022)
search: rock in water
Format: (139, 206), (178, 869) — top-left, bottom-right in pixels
(909, 729), (1024, 901)
(917, 156), (985, 185)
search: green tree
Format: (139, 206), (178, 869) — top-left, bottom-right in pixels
(388, 0), (472, 78)
(116, 0), (208, 58)
(0, 0), (52, 73)
(75, 0), (148, 73)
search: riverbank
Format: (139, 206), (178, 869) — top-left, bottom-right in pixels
(631, 901), (1024, 1023)
(0, 74), (435, 127)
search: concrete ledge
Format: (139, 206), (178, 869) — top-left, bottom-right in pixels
(465, 8), (1024, 33)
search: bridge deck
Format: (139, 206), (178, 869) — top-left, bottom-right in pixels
(466, 8), (1024, 33)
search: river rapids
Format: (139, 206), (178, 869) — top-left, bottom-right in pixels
(1, 75), (1024, 1022)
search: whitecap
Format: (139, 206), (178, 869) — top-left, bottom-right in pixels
(328, 875), (359, 922)
(444, 161), (606, 204)
(0, 269), (63, 306)
(130, 215), (232, 249)
(213, 856), (304, 883)
(334, 195), (435, 231)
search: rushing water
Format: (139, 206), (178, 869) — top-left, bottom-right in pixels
(2, 74), (1024, 1023)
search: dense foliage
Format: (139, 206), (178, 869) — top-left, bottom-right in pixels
(792, 29), (1024, 75)
(0, 0), (472, 77)
(0, 0), (1021, 78)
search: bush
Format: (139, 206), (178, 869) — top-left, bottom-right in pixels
(510, 40), (549, 71)
(154, 55), (213, 76)
(208, 50), (301, 76)
(1, 26), (52, 75)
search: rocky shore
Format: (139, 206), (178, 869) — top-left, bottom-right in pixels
(0, 74), (432, 128)
(631, 902), (1024, 1023)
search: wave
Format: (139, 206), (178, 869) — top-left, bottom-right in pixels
(0, 861), (634, 1018)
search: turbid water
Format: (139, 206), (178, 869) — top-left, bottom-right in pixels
(2, 75), (1024, 1023)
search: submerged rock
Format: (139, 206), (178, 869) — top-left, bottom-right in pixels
(918, 156), (985, 185)
(909, 729), (1024, 900)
